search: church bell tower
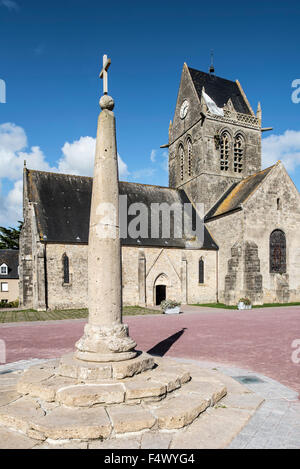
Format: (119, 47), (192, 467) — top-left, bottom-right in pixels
(168, 63), (262, 213)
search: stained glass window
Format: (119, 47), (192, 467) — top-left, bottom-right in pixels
(270, 230), (286, 273)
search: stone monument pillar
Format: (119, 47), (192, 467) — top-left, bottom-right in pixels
(74, 62), (136, 363)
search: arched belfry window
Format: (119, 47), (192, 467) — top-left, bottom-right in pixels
(220, 133), (230, 171)
(179, 144), (185, 181)
(199, 258), (204, 284)
(0, 264), (8, 275)
(234, 135), (244, 173)
(63, 254), (70, 284)
(270, 230), (286, 274)
(187, 138), (192, 176)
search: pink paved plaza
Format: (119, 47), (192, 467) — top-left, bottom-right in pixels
(0, 305), (299, 394)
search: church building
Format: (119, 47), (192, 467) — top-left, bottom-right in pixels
(19, 63), (300, 310)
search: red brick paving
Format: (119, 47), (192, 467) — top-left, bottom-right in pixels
(0, 306), (299, 393)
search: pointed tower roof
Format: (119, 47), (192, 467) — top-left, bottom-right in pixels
(187, 67), (252, 115)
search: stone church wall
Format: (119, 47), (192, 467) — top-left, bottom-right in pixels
(243, 163), (300, 304)
(122, 247), (217, 307)
(38, 244), (217, 310)
(207, 163), (300, 305)
(206, 211), (245, 305)
(45, 243), (88, 310)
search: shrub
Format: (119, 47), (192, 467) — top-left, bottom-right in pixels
(239, 298), (251, 306)
(0, 299), (19, 309)
(160, 299), (181, 312)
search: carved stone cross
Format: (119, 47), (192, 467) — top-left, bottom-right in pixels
(99, 54), (111, 95)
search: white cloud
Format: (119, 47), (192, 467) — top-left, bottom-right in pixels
(0, 179), (23, 227)
(150, 149), (156, 162)
(58, 136), (95, 176)
(118, 154), (130, 179)
(161, 150), (168, 172)
(0, 123), (55, 180)
(58, 135), (130, 179)
(262, 130), (300, 172)
(0, 0), (19, 11)
(0, 123), (130, 226)
(132, 168), (156, 180)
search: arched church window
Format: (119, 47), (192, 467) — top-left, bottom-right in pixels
(179, 144), (185, 181)
(199, 258), (204, 284)
(270, 230), (286, 274)
(0, 264), (8, 276)
(187, 138), (192, 177)
(220, 133), (230, 171)
(234, 135), (244, 173)
(63, 254), (70, 284)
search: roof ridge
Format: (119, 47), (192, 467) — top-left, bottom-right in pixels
(27, 168), (93, 180)
(238, 164), (277, 184)
(27, 168), (177, 191)
(187, 66), (237, 85)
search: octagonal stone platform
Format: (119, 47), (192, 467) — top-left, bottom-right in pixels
(0, 357), (266, 448)
(0, 356), (230, 442)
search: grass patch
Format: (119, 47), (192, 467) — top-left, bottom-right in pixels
(191, 302), (300, 310)
(0, 305), (159, 324)
(252, 302), (300, 308)
(191, 303), (238, 309)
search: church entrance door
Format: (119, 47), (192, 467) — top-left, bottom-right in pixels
(156, 285), (166, 306)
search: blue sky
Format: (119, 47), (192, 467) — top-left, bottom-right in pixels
(0, 0), (300, 226)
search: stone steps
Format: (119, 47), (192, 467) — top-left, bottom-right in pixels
(16, 361), (192, 406)
(0, 372), (227, 440)
(0, 359), (232, 442)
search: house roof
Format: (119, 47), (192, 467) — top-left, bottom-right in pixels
(26, 169), (218, 250)
(0, 249), (19, 279)
(205, 165), (275, 221)
(188, 67), (252, 115)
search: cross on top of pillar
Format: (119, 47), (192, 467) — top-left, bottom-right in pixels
(99, 54), (111, 95)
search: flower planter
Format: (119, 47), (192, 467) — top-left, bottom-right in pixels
(164, 306), (181, 315)
(238, 302), (252, 310)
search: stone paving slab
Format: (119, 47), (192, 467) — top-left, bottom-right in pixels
(56, 383), (125, 407)
(171, 407), (255, 449)
(32, 405), (112, 440)
(0, 426), (38, 449)
(108, 405), (156, 434)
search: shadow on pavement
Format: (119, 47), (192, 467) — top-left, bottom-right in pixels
(147, 328), (187, 357)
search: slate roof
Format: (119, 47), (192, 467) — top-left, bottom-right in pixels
(205, 165), (275, 221)
(0, 250), (19, 279)
(188, 67), (252, 115)
(26, 169), (218, 250)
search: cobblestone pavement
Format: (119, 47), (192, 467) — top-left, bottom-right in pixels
(175, 359), (300, 449)
(0, 358), (299, 449)
(0, 305), (299, 393)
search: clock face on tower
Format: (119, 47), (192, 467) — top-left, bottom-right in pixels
(180, 100), (189, 119)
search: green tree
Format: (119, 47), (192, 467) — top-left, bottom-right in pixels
(0, 221), (23, 250)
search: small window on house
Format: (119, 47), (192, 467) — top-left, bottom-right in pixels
(187, 138), (192, 176)
(0, 264), (8, 276)
(220, 133), (230, 171)
(234, 135), (244, 173)
(179, 144), (185, 181)
(1, 282), (8, 292)
(63, 254), (70, 284)
(199, 258), (204, 284)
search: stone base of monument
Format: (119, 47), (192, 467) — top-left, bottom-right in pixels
(0, 355), (230, 442)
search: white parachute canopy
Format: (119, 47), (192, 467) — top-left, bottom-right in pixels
(202, 89), (224, 117)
